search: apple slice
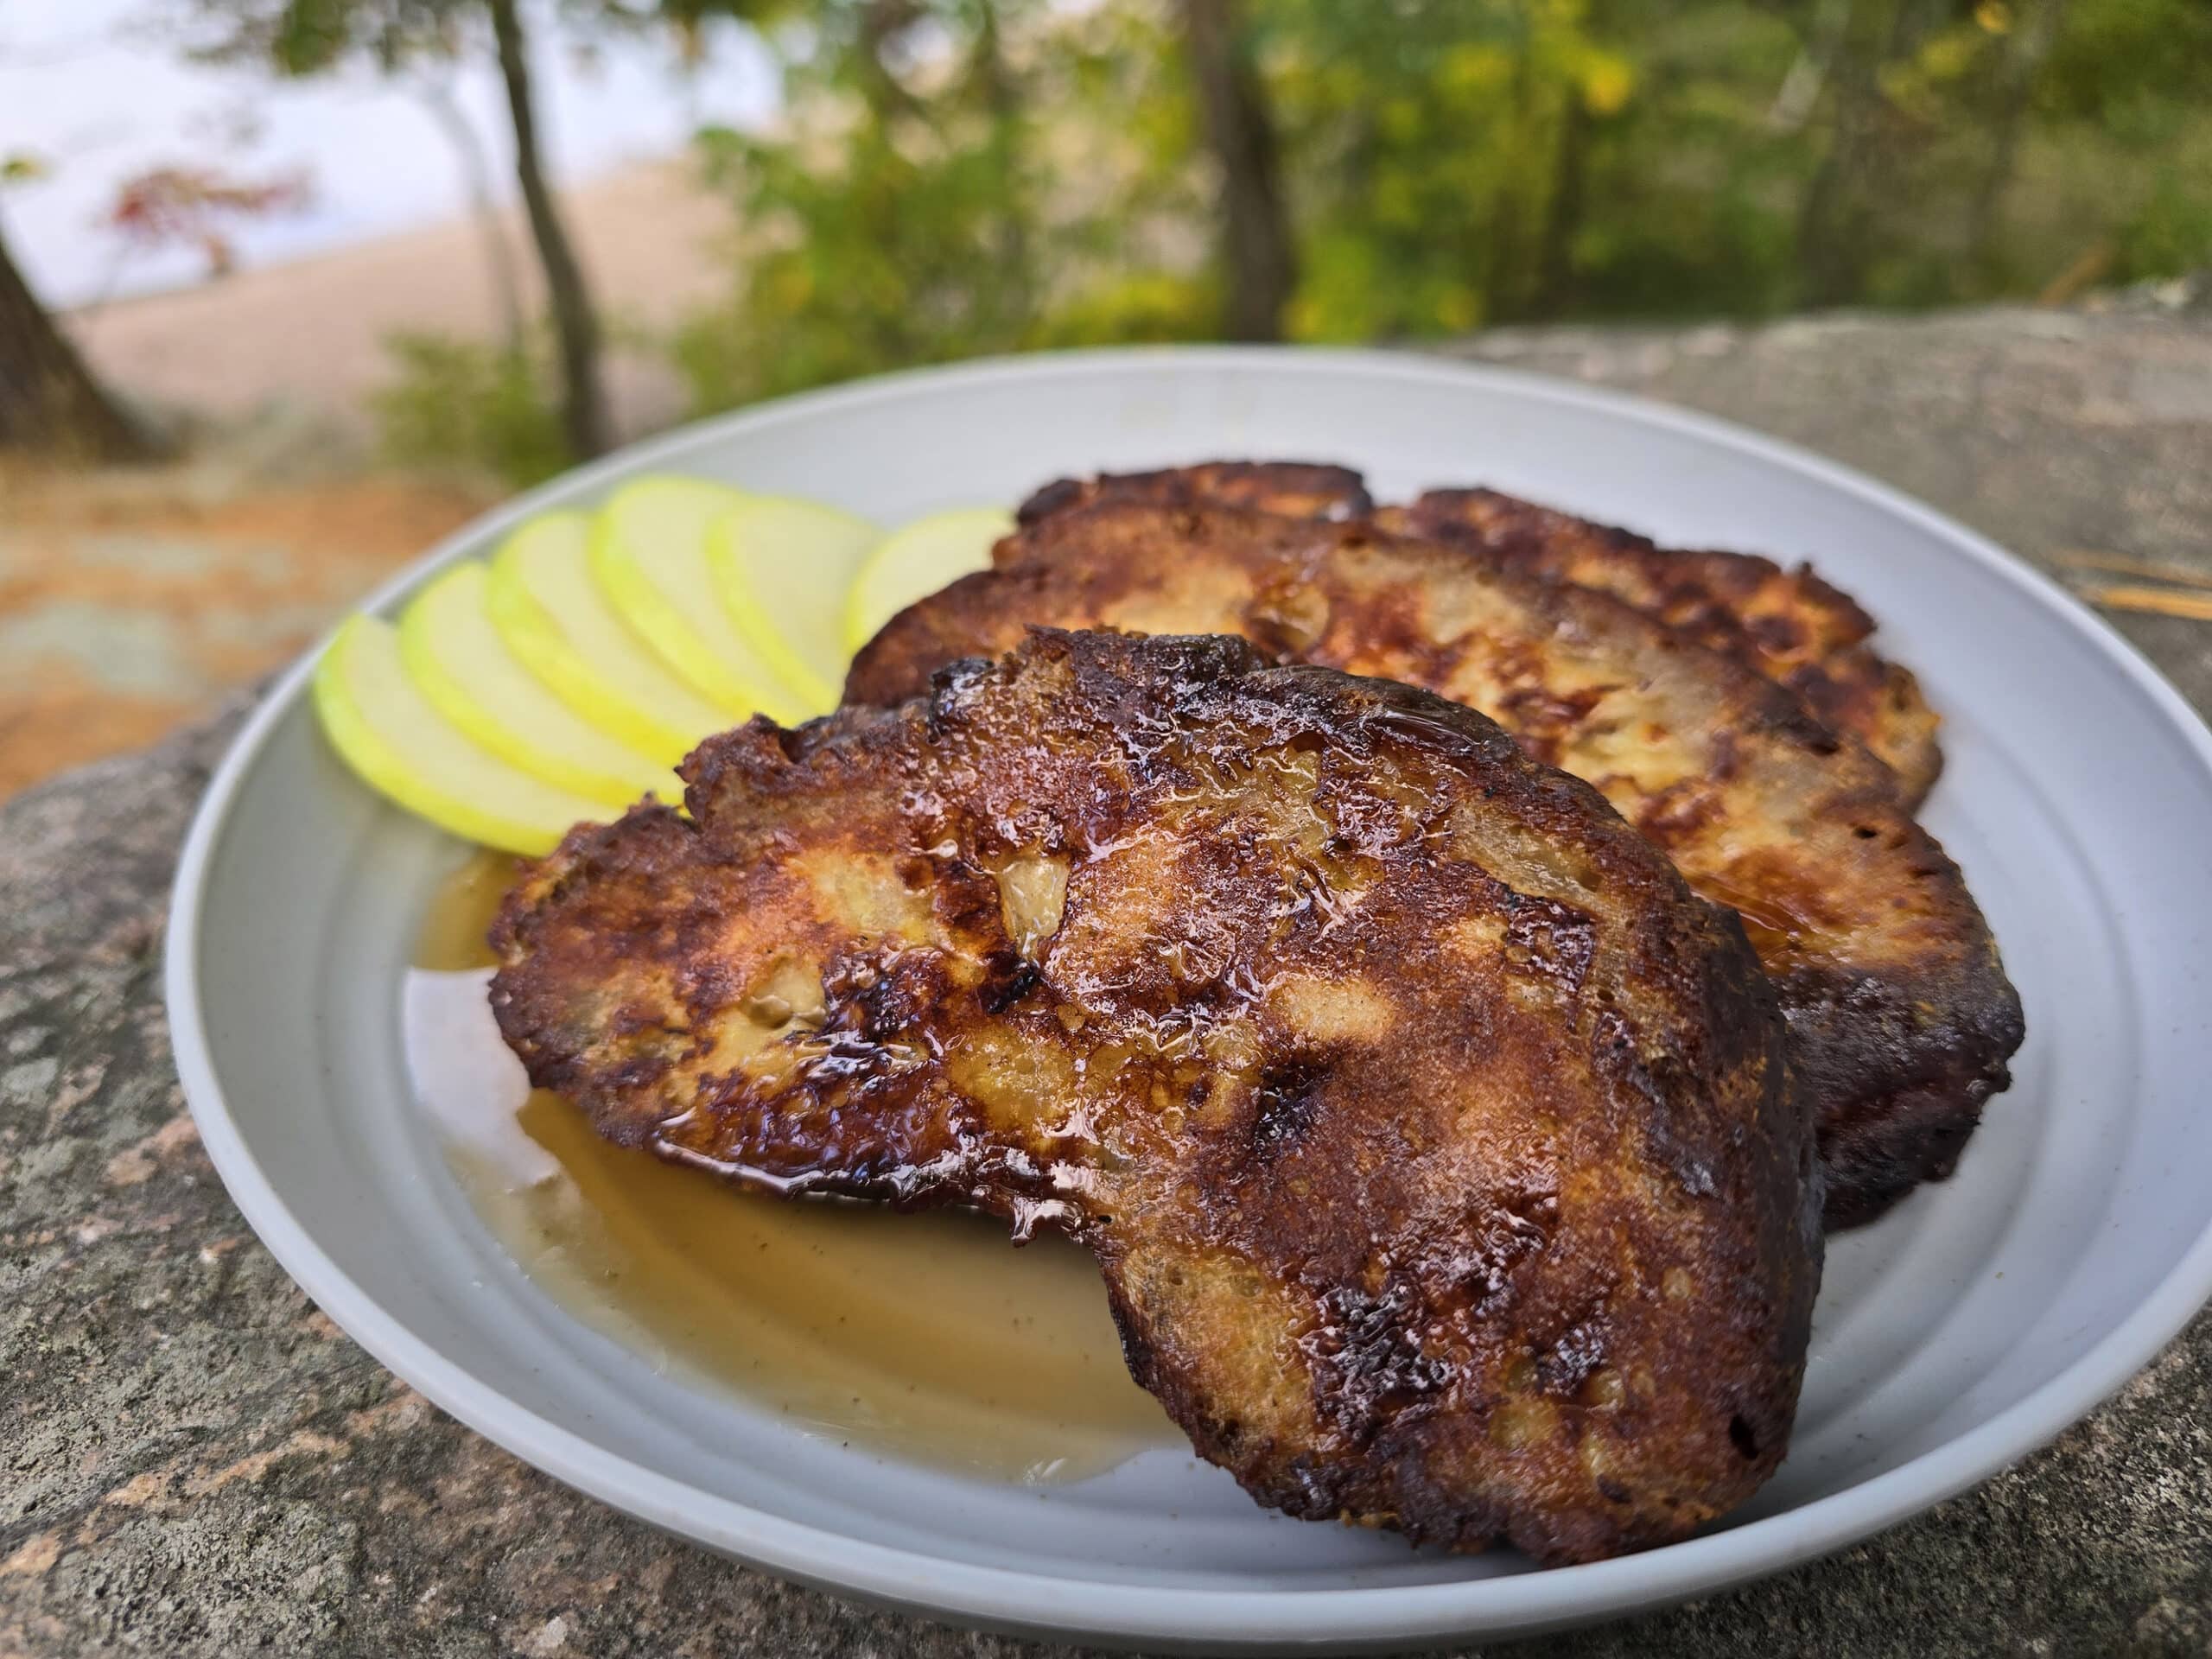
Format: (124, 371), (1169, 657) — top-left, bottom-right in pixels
(708, 495), (880, 712)
(400, 563), (683, 810)
(842, 506), (1014, 654)
(485, 512), (726, 768)
(314, 613), (606, 856)
(588, 477), (811, 725)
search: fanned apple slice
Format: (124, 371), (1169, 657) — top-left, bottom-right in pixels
(588, 477), (811, 725)
(708, 495), (880, 712)
(842, 506), (1014, 654)
(401, 563), (682, 810)
(485, 512), (726, 768)
(314, 613), (606, 856)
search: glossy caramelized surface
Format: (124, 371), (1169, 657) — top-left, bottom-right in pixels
(493, 631), (1818, 1564)
(1016, 462), (1941, 804)
(1383, 488), (1942, 804)
(417, 855), (1173, 1484)
(849, 488), (2022, 1230)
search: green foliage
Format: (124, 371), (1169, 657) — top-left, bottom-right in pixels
(191, 0), (791, 75)
(1262, 0), (1633, 338)
(676, 0), (2212, 417)
(371, 332), (570, 487)
(678, 95), (1039, 404)
(2118, 161), (2212, 283)
(187, 0), (2212, 456)
(188, 0), (467, 77)
(675, 0), (1226, 412)
(1027, 271), (1222, 350)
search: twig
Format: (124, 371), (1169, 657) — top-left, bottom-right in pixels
(2054, 550), (2212, 592)
(2039, 240), (2113, 307)
(2075, 582), (2212, 622)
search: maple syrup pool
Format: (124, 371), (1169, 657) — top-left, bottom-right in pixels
(404, 850), (1173, 1483)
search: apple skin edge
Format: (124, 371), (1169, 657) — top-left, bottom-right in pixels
(399, 564), (681, 810)
(709, 496), (880, 715)
(313, 486), (1003, 855)
(485, 515), (726, 769)
(842, 507), (1013, 657)
(587, 478), (815, 727)
(314, 615), (606, 858)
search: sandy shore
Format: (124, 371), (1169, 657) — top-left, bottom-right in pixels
(67, 157), (734, 442)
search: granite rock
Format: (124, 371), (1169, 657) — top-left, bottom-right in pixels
(3, 307), (2209, 1658)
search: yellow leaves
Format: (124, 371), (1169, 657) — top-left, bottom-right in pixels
(1577, 50), (1636, 117)
(1374, 172), (1421, 231)
(1380, 97), (1424, 144)
(1434, 285), (1481, 334)
(1885, 22), (1988, 112)
(1975, 0), (2015, 33)
(771, 261), (815, 310)
(1443, 44), (1514, 96)
(1919, 29), (1985, 82)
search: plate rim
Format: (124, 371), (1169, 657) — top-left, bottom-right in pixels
(164, 344), (2212, 1648)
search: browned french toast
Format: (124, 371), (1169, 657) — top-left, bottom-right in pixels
(493, 630), (1820, 1563)
(1382, 489), (1942, 803)
(848, 499), (2021, 1228)
(1015, 461), (1374, 527)
(1015, 463), (1940, 801)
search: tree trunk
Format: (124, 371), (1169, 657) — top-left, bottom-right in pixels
(1795, 0), (1896, 308)
(1968, 0), (2067, 276)
(1179, 0), (1296, 342)
(487, 0), (609, 461)
(1484, 32), (1534, 321)
(855, 0), (926, 124)
(0, 217), (161, 461)
(1531, 94), (1592, 318)
(969, 0), (1033, 332)
(419, 73), (528, 353)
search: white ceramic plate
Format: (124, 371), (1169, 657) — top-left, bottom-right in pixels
(166, 349), (2212, 1652)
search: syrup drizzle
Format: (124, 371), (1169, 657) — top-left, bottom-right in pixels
(409, 849), (1173, 1483)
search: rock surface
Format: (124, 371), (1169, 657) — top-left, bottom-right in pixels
(3, 306), (2209, 1658)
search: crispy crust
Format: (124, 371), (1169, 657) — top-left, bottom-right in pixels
(1014, 461), (1941, 803)
(1383, 490), (1942, 804)
(1017, 461), (1374, 527)
(493, 630), (1819, 1564)
(846, 502), (2022, 1229)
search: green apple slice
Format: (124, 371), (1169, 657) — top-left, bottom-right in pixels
(708, 495), (880, 713)
(400, 563), (682, 810)
(314, 613), (606, 856)
(485, 512), (727, 768)
(842, 506), (1014, 654)
(588, 477), (811, 725)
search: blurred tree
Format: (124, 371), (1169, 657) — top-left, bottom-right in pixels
(373, 327), (571, 482)
(1179, 0), (1295, 340)
(415, 70), (529, 348)
(0, 219), (162, 460)
(194, 0), (783, 461)
(1967, 0), (2067, 273)
(105, 165), (312, 279)
(657, 0), (2212, 413)
(0, 154), (163, 461)
(1262, 0), (1637, 338)
(677, 0), (1056, 407)
(1792, 0), (1916, 306)
(188, 0), (601, 456)
(2034, 0), (2212, 289)
(192, 0), (617, 458)
(484, 0), (607, 458)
